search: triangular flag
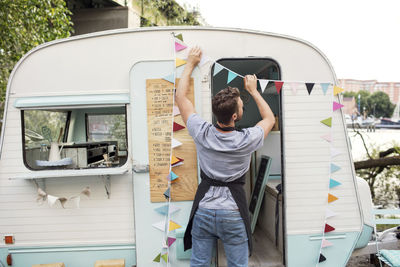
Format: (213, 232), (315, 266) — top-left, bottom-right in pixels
(319, 253), (327, 262)
(154, 204), (180, 215)
(152, 220), (166, 232)
(290, 82), (299, 95)
(169, 220), (182, 231)
(164, 188), (170, 199)
(227, 71), (237, 84)
(153, 253), (161, 262)
(328, 193), (338, 203)
(175, 33), (183, 42)
(213, 63), (224, 76)
(172, 161), (184, 168)
(305, 83), (314, 95)
(259, 79), (269, 93)
(171, 156), (184, 166)
(331, 146), (341, 158)
(326, 208), (337, 218)
(176, 58), (186, 68)
(173, 105), (180, 116)
(275, 81), (284, 94)
(167, 171), (179, 181)
(329, 179), (342, 189)
(331, 163), (341, 173)
(162, 73), (175, 84)
(161, 253), (168, 263)
(47, 195), (59, 207)
(173, 122), (185, 131)
(167, 237), (176, 247)
(321, 133), (332, 143)
(320, 83), (330, 95)
(175, 41), (187, 52)
(321, 117), (332, 127)
(172, 138), (182, 149)
(334, 86), (344, 95)
(68, 196), (81, 209)
(322, 239), (333, 248)
(333, 101), (344, 111)
(171, 155), (180, 165)
(324, 223), (335, 233)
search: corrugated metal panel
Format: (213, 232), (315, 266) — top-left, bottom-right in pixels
(282, 84), (362, 235)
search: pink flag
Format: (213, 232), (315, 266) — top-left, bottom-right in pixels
(322, 239), (333, 248)
(167, 237), (176, 247)
(175, 42), (187, 52)
(333, 101), (344, 111)
(321, 133), (332, 143)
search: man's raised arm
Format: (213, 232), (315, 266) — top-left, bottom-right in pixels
(175, 47), (202, 125)
(244, 74), (276, 138)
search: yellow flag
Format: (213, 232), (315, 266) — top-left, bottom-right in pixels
(328, 193), (338, 203)
(171, 155), (180, 165)
(169, 220), (181, 231)
(333, 86), (344, 96)
(176, 58), (187, 68)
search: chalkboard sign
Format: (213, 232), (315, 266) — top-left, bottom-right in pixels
(249, 155), (272, 233)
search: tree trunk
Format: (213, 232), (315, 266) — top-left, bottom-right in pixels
(354, 156), (400, 170)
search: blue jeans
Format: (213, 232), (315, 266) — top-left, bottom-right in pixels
(190, 208), (248, 267)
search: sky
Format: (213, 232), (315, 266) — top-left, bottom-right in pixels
(176, 0), (400, 82)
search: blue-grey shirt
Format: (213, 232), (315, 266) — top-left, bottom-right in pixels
(187, 113), (264, 210)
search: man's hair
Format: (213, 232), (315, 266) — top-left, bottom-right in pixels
(212, 86), (240, 124)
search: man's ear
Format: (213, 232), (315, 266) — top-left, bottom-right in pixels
(232, 113), (238, 121)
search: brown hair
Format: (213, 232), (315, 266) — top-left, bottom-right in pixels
(212, 86), (240, 124)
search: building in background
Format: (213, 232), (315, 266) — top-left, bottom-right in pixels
(66, 0), (203, 36)
(339, 79), (400, 119)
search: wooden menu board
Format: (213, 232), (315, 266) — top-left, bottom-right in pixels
(146, 79), (198, 202)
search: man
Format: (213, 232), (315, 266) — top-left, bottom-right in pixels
(176, 47), (275, 267)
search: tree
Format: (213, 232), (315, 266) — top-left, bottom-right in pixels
(343, 90), (395, 118)
(367, 91), (396, 118)
(0, 0), (73, 126)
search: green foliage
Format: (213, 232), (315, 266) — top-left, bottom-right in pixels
(0, 0), (73, 114)
(367, 91), (396, 118)
(140, 0), (201, 27)
(343, 90), (395, 117)
(355, 140), (400, 208)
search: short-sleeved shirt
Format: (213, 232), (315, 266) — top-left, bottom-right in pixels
(186, 113), (264, 210)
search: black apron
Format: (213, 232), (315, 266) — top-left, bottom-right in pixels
(184, 170), (253, 255)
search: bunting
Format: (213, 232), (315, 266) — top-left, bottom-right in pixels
(213, 63), (224, 76)
(227, 71), (237, 84)
(329, 179), (342, 189)
(175, 41), (187, 52)
(173, 122), (185, 131)
(175, 58), (187, 68)
(321, 83), (330, 95)
(305, 83), (315, 95)
(259, 79), (269, 93)
(333, 101), (344, 111)
(275, 81), (284, 94)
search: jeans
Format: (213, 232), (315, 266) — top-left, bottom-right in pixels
(190, 208), (248, 267)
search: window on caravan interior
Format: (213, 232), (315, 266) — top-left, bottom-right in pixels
(211, 58), (281, 129)
(22, 106), (128, 170)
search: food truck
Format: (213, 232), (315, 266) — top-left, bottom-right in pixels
(0, 26), (372, 267)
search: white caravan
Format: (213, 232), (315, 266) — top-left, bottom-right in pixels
(0, 27), (373, 267)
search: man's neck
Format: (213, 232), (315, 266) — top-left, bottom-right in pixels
(216, 121), (235, 133)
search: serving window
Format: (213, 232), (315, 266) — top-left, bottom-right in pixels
(22, 106), (128, 170)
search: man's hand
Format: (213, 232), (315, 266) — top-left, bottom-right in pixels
(244, 74), (258, 95)
(187, 46), (202, 68)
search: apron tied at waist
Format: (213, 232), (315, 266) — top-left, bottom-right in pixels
(183, 170), (253, 255)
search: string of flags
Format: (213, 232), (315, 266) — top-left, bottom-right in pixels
(151, 32), (189, 266)
(152, 31), (348, 265)
(36, 186), (91, 209)
(316, 84), (344, 265)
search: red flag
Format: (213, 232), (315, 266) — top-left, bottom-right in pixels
(324, 223), (335, 233)
(173, 122), (185, 131)
(275, 81), (284, 94)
